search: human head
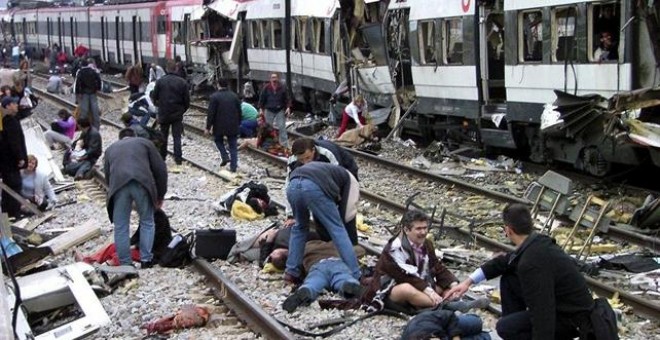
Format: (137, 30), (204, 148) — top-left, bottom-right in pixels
(502, 203), (533, 236)
(75, 140), (84, 150)
(77, 116), (91, 131)
(58, 109), (71, 120)
(600, 32), (613, 48)
(120, 112), (133, 126)
(291, 138), (317, 164)
(1, 96), (19, 113)
(217, 78), (228, 89)
(354, 95), (365, 108)
(268, 248), (289, 270)
(1, 85), (11, 96)
(269, 73), (280, 85)
(165, 60), (176, 73)
(26, 154), (38, 172)
(175, 55), (181, 62)
(13, 79), (23, 90)
(81, 59), (89, 67)
(401, 209), (430, 246)
(118, 128), (135, 139)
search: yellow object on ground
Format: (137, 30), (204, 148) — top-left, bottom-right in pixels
(261, 262), (283, 274)
(356, 214), (372, 233)
(231, 200), (264, 221)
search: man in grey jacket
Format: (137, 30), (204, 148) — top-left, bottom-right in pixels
(104, 129), (168, 268)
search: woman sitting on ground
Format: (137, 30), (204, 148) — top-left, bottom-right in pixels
(335, 95), (367, 138)
(20, 155), (57, 212)
(44, 109), (76, 150)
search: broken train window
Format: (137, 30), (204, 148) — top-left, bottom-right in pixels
(418, 20), (438, 65)
(552, 6), (577, 62)
(444, 18), (463, 64)
(273, 19), (283, 48)
(588, 1), (620, 62)
(316, 19), (326, 54)
(250, 21), (259, 48)
(519, 9), (543, 62)
(260, 20), (270, 48)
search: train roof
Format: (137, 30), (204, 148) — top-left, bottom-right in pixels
(194, 0), (255, 20)
(505, 0), (606, 11)
(245, 0), (339, 20)
(388, 0), (475, 20)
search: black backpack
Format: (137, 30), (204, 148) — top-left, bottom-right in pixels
(158, 233), (194, 268)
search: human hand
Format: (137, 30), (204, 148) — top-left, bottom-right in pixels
(424, 288), (443, 306)
(285, 108), (291, 116)
(444, 280), (471, 301)
(283, 218), (296, 228)
(17, 160), (25, 168)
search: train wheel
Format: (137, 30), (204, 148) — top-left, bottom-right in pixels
(578, 146), (611, 177)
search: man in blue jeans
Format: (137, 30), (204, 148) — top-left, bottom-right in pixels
(282, 240), (365, 313)
(104, 128), (168, 268)
(258, 73), (291, 148)
(285, 162), (360, 285)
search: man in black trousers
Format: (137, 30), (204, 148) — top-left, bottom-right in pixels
(0, 96), (28, 219)
(204, 79), (241, 172)
(445, 204), (596, 340)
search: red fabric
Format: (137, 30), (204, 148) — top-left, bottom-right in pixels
(74, 45), (89, 58)
(82, 243), (140, 266)
(336, 110), (366, 138)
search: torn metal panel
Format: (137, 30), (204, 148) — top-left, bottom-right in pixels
(228, 20), (244, 64)
(39, 220), (101, 255)
(611, 87), (660, 111)
(21, 118), (66, 184)
(8, 262), (111, 340)
(200, 0), (251, 21)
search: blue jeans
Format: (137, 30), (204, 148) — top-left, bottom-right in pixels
(285, 178), (360, 279)
(301, 258), (359, 300)
(79, 94), (101, 130)
(213, 134), (238, 171)
(64, 160), (93, 178)
(264, 109), (288, 147)
(129, 107), (156, 127)
(239, 119), (258, 138)
(111, 180), (155, 265)
(458, 314), (491, 340)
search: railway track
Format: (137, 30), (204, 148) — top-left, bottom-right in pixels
(33, 82), (660, 324)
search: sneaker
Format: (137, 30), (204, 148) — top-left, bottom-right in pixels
(140, 261), (154, 269)
(282, 287), (312, 313)
(220, 159), (228, 167)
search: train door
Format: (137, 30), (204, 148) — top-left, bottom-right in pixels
(115, 16), (121, 65)
(101, 17), (107, 62)
(132, 16), (138, 65)
(183, 13), (191, 62)
(47, 18), (51, 47)
(479, 7), (505, 103)
(21, 18), (26, 45)
(57, 17), (63, 52)
(69, 18), (75, 52)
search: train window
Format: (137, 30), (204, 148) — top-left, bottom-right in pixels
(303, 19), (313, 52)
(444, 18), (463, 64)
(317, 19), (326, 53)
(157, 15), (167, 35)
(292, 18), (300, 51)
(260, 21), (270, 48)
(418, 20), (438, 65)
(250, 21), (259, 48)
(519, 10), (543, 62)
(589, 2), (620, 62)
(273, 20), (283, 49)
(552, 7), (577, 62)
(172, 22), (181, 43)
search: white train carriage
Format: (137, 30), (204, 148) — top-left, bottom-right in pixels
(244, 0), (344, 103)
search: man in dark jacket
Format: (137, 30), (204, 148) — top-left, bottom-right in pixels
(151, 60), (190, 166)
(74, 58), (102, 130)
(204, 79), (241, 172)
(284, 137), (360, 236)
(258, 73), (291, 148)
(0, 96), (28, 218)
(63, 117), (102, 180)
(104, 128), (168, 268)
(285, 162), (360, 285)
(445, 204), (595, 340)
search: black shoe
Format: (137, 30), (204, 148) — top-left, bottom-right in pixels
(140, 261), (154, 269)
(220, 159), (228, 167)
(282, 287), (312, 313)
(340, 282), (365, 299)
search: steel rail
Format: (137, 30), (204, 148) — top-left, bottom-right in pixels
(244, 141), (660, 322)
(34, 88), (295, 339)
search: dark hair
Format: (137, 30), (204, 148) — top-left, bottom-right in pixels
(81, 59), (89, 67)
(57, 109), (70, 119)
(291, 138), (316, 156)
(217, 78), (228, 88)
(269, 252), (287, 270)
(174, 55), (181, 62)
(120, 112), (133, 125)
(502, 204), (533, 235)
(119, 128), (135, 139)
(401, 209), (430, 230)
(77, 117), (91, 128)
(165, 60), (177, 73)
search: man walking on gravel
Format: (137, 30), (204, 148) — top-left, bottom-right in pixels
(74, 58), (102, 130)
(258, 73), (291, 148)
(205, 79), (241, 172)
(151, 60), (190, 167)
(104, 128), (168, 268)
